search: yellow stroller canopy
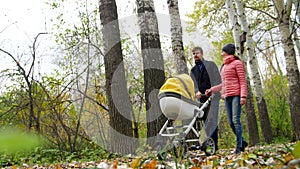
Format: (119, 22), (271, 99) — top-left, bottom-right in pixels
(159, 74), (195, 101)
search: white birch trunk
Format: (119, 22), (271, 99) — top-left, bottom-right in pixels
(235, 0), (273, 143)
(293, 0), (300, 22)
(226, 0), (242, 56)
(225, 0), (260, 145)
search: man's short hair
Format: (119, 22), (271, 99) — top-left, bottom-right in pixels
(192, 46), (203, 54)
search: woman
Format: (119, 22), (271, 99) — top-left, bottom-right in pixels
(206, 43), (248, 154)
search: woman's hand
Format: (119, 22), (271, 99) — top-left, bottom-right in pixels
(240, 97), (246, 105)
(205, 88), (212, 96)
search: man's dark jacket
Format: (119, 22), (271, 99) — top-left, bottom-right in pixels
(190, 59), (221, 103)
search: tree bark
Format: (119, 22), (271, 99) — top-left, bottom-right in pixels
(273, 0), (300, 140)
(235, 0), (273, 143)
(167, 0), (188, 74)
(226, 0), (260, 144)
(245, 76), (260, 145)
(136, 0), (167, 147)
(293, 0), (300, 22)
(99, 0), (137, 154)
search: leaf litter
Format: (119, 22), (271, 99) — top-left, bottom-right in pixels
(3, 142), (300, 169)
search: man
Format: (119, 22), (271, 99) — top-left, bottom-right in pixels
(190, 46), (221, 151)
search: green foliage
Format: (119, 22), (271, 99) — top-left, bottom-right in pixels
(264, 74), (292, 141)
(0, 128), (42, 154)
(186, 0), (228, 40)
(292, 141), (300, 158)
(0, 146), (111, 167)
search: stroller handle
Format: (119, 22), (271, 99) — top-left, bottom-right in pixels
(199, 93), (213, 99)
(201, 94), (207, 97)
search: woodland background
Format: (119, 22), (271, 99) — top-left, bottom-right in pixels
(0, 0), (300, 167)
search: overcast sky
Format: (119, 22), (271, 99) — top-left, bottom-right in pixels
(1, 0), (197, 43)
(0, 0), (210, 92)
(0, 0), (202, 68)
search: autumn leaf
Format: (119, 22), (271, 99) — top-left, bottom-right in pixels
(132, 158), (141, 169)
(142, 159), (157, 169)
(111, 161), (118, 169)
(55, 165), (63, 169)
(283, 153), (294, 163)
(190, 167), (201, 169)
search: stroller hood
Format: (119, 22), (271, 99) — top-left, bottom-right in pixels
(159, 74), (195, 101)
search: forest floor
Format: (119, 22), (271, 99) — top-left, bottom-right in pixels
(2, 142), (300, 169)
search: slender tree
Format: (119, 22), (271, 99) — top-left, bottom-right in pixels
(235, 0), (273, 143)
(294, 0), (300, 22)
(273, 0), (300, 140)
(136, 0), (166, 147)
(99, 0), (137, 154)
(226, 0), (260, 145)
(167, 0), (188, 74)
(0, 33), (47, 133)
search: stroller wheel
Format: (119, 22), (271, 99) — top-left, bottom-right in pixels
(203, 137), (216, 156)
(172, 141), (189, 160)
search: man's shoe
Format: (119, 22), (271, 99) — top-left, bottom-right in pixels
(242, 141), (248, 152)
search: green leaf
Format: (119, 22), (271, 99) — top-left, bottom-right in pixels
(292, 141), (300, 158)
(248, 153), (257, 159)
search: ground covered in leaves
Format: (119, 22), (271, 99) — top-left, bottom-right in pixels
(3, 142), (300, 169)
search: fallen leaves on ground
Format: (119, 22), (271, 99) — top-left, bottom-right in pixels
(3, 142), (300, 169)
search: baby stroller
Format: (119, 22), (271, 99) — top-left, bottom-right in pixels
(155, 74), (216, 159)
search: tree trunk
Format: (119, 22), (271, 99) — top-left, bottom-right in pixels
(226, 0), (260, 144)
(167, 0), (188, 74)
(245, 77), (260, 145)
(235, 0), (273, 143)
(293, 0), (300, 22)
(99, 0), (137, 154)
(273, 0), (300, 140)
(136, 0), (167, 147)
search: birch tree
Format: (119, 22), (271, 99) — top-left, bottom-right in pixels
(294, 0), (300, 22)
(136, 0), (166, 147)
(272, 0), (300, 140)
(234, 0), (273, 143)
(99, 0), (137, 154)
(167, 0), (188, 74)
(292, 0), (300, 58)
(226, 0), (260, 145)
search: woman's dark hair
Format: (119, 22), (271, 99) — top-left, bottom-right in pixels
(234, 56), (240, 60)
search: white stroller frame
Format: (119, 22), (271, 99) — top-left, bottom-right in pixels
(156, 93), (215, 158)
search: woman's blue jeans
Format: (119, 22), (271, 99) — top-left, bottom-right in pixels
(225, 96), (243, 148)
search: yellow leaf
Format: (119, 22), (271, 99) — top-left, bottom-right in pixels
(190, 167), (201, 169)
(284, 153), (294, 163)
(55, 165), (63, 169)
(226, 159), (233, 164)
(12, 165), (17, 169)
(132, 158), (141, 169)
